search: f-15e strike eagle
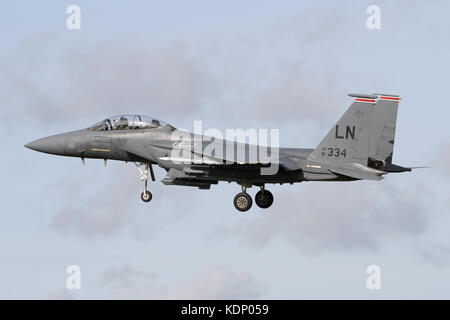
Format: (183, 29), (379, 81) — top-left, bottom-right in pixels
(25, 93), (413, 212)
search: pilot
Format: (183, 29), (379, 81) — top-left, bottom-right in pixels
(119, 116), (129, 129)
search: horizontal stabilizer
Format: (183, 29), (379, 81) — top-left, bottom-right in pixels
(328, 163), (385, 181)
(384, 162), (411, 173)
(348, 93), (379, 99)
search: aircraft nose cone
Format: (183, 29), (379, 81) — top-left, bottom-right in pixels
(25, 135), (66, 155)
(24, 140), (41, 151)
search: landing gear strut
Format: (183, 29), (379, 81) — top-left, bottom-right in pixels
(135, 162), (155, 203)
(255, 187), (273, 209)
(233, 186), (252, 212)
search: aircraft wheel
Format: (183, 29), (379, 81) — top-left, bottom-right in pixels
(141, 191), (152, 202)
(234, 192), (252, 212)
(255, 189), (273, 209)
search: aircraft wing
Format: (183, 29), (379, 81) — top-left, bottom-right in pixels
(119, 132), (301, 171)
(154, 133), (293, 167)
(119, 136), (303, 190)
(159, 149), (302, 173)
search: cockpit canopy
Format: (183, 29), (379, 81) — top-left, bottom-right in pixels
(88, 115), (172, 132)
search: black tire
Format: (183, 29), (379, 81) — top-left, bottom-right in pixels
(233, 192), (252, 212)
(141, 191), (152, 202)
(255, 189), (273, 209)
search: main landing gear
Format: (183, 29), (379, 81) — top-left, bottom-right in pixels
(234, 188), (253, 212)
(135, 162), (155, 203)
(233, 185), (274, 212)
(255, 188), (274, 209)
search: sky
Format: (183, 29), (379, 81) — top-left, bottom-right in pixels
(0, 0), (449, 299)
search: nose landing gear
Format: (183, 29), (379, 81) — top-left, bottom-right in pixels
(135, 162), (155, 203)
(141, 190), (152, 202)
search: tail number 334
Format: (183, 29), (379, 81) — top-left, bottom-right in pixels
(326, 147), (347, 158)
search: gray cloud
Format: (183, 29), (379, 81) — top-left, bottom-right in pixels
(246, 64), (340, 124)
(0, 35), (212, 126)
(100, 264), (156, 288)
(0, 9), (356, 135)
(417, 242), (450, 267)
(107, 265), (265, 300)
(48, 164), (201, 238)
(215, 181), (432, 254)
(50, 166), (141, 237)
(270, 1), (354, 46)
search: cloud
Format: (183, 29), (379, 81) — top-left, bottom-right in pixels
(215, 181), (432, 254)
(246, 64), (340, 124)
(48, 163), (202, 238)
(107, 265), (265, 300)
(0, 7), (357, 135)
(100, 264), (156, 288)
(417, 242), (450, 267)
(0, 35), (212, 126)
(270, 1), (354, 46)
(49, 166), (141, 237)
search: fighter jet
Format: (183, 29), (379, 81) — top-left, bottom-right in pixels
(25, 93), (413, 212)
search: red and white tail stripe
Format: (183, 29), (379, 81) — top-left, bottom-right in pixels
(354, 98), (376, 103)
(352, 95), (401, 104)
(349, 93), (401, 104)
(379, 96), (401, 101)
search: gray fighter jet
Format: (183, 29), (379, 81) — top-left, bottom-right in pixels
(25, 93), (413, 212)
